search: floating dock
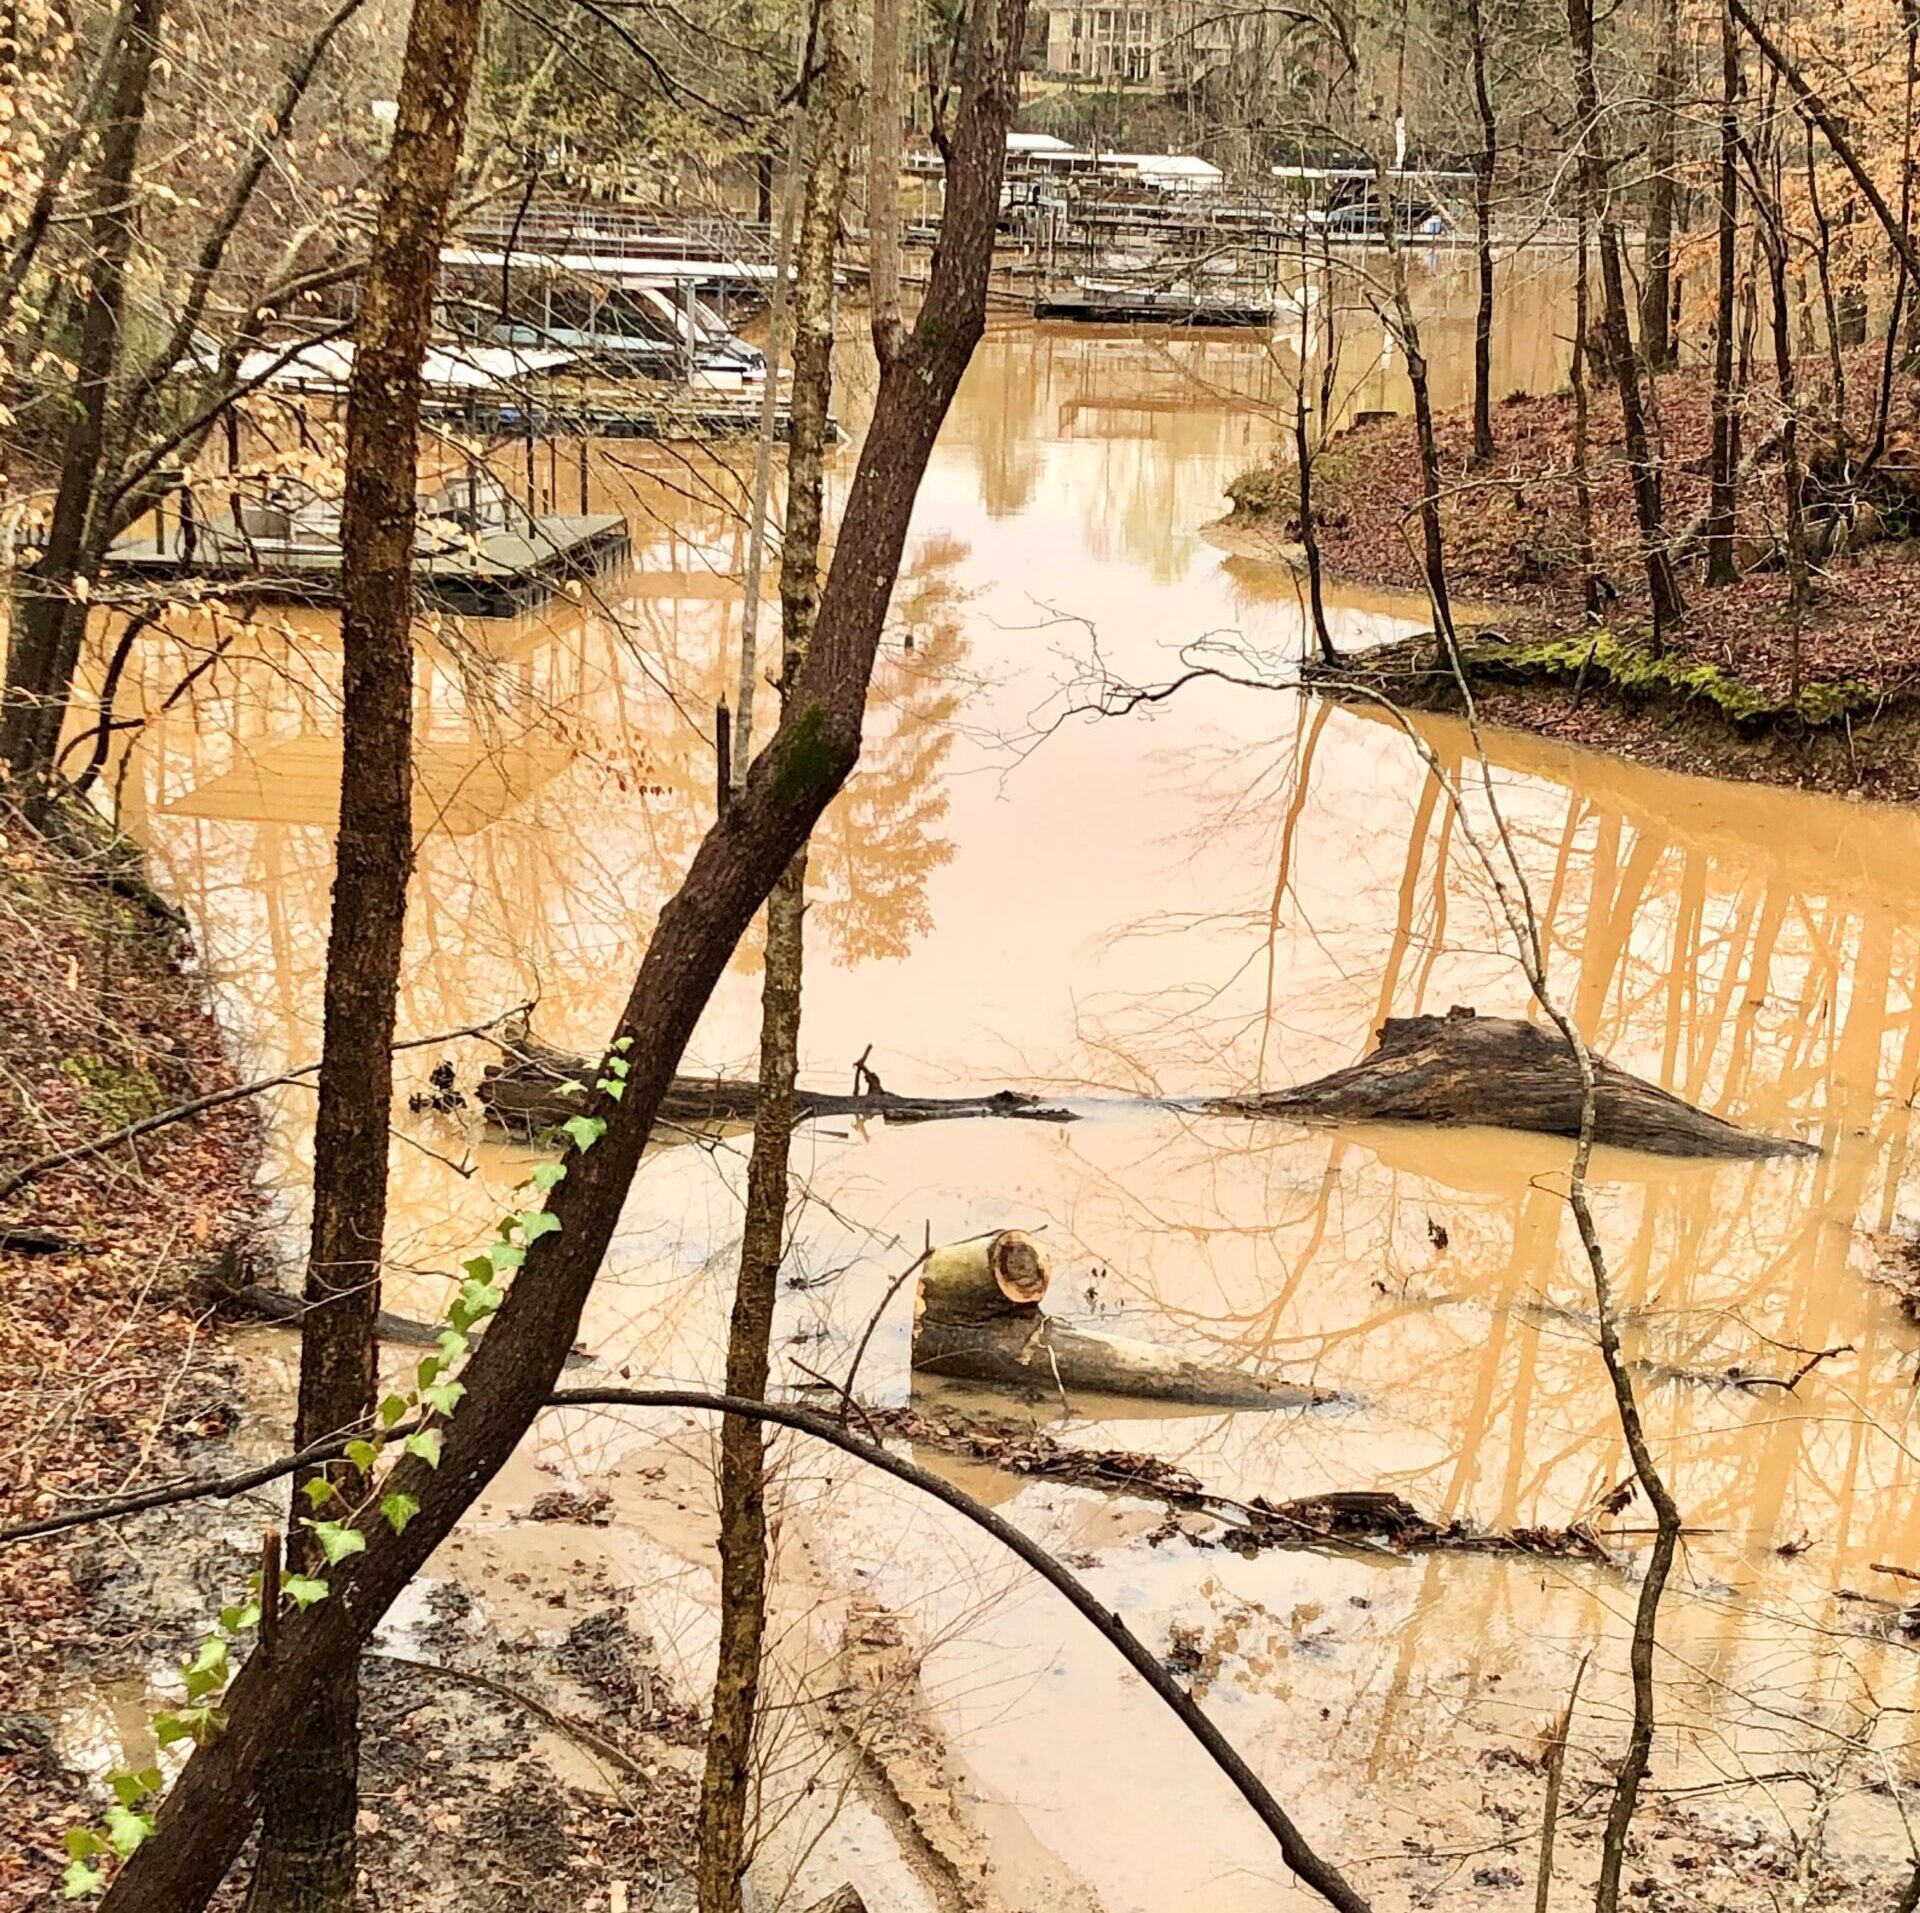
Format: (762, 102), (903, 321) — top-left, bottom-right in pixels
(1032, 288), (1275, 327)
(446, 388), (836, 443)
(102, 509), (632, 616)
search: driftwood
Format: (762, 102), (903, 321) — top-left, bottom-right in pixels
(1211, 1009), (1813, 1160)
(477, 1034), (1073, 1133)
(911, 1231), (1332, 1410)
(868, 1401), (1614, 1562)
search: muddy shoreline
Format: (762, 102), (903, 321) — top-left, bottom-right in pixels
(1216, 343), (1920, 803)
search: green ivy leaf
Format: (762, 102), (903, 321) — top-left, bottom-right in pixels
(436, 1328), (469, 1363)
(528, 1160), (567, 1192)
(517, 1209), (561, 1243)
(553, 1077), (587, 1098)
(485, 1239), (525, 1274)
(379, 1393), (410, 1429)
(420, 1380), (466, 1416)
(403, 1429), (443, 1469)
(301, 1476), (337, 1509)
(153, 1705), (220, 1747)
(560, 1113), (605, 1153)
(344, 1438), (381, 1472)
(417, 1354), (445, 1389)
(109, 1767), (161, 1808)
(182, 1638), (229, 1701)
(304, 1520), (367, 1566)
(64, 1830), (104, 1862)
(381, 1491), (421, 1534)
(282, 1574), (329, 1610)
(61, 1858), (103, 1899)
(611, 1035), (633, 1053)
(461, 1253), (496, 1284)
(606, 1055), (630, 1079)
(458, 1275), (503, 1315)
(103, 1804), (153, 1858)
(218, 1602), (261, 1637)
(595, 1077), (625, 1101)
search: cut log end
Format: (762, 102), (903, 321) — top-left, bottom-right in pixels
(988, 1230), (1050, 1307)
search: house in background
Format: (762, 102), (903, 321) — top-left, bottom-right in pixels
(1039, 0), (1286, 92)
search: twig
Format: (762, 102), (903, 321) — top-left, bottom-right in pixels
(835, 1224), (935, 1424)
(370, 1650), (648, 1788)
(1534, 1650), (1591, 1913)
(260, 1528), (280, 1656)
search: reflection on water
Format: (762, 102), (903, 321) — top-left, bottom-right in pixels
(87, 261), (1920, 1906)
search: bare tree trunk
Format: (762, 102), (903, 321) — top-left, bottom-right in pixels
(1801, 122), (1847, 466)
(1294, 242), (1335, 663)
(868, 0), (905, 366)
(1371, 10), (1455, 650)
(696, 12), (850, 1906)
(1571, 199), (1603, 615)
(1639, 0), (1680, 368)
(1872, 0), (1918, 460)
(1465, 0), (1498, 462)
(1706, 0), (1742, 586)
(1754, 152), (1812, 674)
(241, 0), (478, 1904)
(0, 0), (161, 812)
(1569, 0), (1685, 645)
(97, 0), (1031, 1901)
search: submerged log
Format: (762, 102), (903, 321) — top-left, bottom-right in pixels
(477, 1033), (1074, 1133)
(1211, 1008), (1813, 1160)
(911, 1231), (1331, 1410)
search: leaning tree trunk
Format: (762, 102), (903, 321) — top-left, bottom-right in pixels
(696, 13), (850, 1908)
(94, 0), (1029, 1904)
(242, 0), (478, 1905)
(1465, 0), (1498, 463)
(0, 0), (161, 813)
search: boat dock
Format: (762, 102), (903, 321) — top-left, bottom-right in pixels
(103, 505), (632, 616)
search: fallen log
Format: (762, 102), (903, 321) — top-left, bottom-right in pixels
(1210, 1008), (1813, 1160)
(476, 1033), (1074, 1133)
(911, 1231), (1332, 1410)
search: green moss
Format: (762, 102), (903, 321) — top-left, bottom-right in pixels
(1491, 629), (1875, 728)
(1318, 625), (1885, 736)
(61, 1052), (165, 1128)
(771, 697), (838, 806)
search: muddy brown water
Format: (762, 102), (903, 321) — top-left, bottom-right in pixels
(78, 254), (1920, 1905)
